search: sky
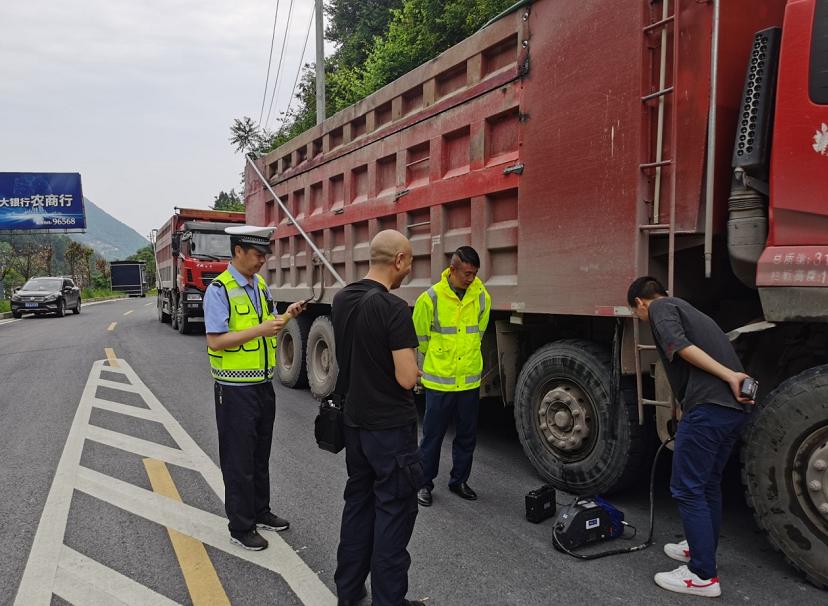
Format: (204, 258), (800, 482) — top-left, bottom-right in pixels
(0, 0), (324, 238)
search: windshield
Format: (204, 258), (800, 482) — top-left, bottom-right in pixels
(190, 232), (232, 259)
(22, 279), (62, 291)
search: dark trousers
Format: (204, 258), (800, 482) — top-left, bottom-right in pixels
(670, 403), (749, 580)
(334, 422), (422, 606)
(214, 381), (276, 536)
(419, 388), (479, 490)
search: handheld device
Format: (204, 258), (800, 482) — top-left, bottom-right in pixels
(740, 377), (759, 400)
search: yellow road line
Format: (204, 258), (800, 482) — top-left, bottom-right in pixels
(124, 310), (134, 316)
(143, 459), (230, 606)
(107, 322), (117, 331)
(104, 348), (119, 368)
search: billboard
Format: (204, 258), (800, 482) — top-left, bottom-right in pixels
(0, 172), (86, 233)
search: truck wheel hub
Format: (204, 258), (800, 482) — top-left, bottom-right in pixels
(799, 426), (828, 522)
(538, 385), (592, 453)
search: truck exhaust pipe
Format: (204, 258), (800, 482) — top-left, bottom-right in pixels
(727, 27), (781, 289)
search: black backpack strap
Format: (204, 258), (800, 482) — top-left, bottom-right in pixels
(334, 287), (382, 396)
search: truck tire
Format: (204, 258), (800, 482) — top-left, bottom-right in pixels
(177, 299), (193, 334)
(276, 314), (311, 388)
(513, 339), (646, 495)
(741, 365), (828, 588)
(306, 316), (338, 400)
(158, 295), (171, 323)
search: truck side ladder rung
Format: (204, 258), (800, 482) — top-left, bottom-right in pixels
(641, 86), (674, 102)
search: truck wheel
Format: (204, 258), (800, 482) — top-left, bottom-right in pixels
(276, 314), (311, 388)
(741, 365), (828, 588)
(513, 339), (646, 495)
(307, 316), (338, 400)
(177, 300), (192, 334)
(158, 295), (171, 323)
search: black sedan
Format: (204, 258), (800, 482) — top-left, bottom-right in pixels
(10, 277), (81, 318)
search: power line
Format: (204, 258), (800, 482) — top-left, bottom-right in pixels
(257, 0), (282, 126)
(263, 0), (297, 130)
(275, 3), (315, 137)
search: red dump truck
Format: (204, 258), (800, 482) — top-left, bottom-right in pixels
(244, 0), (828, 585)
(153, 208), (245, 334)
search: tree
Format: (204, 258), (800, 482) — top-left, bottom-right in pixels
(211, 190), (245, 212)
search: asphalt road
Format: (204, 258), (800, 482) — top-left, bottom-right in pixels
(0, 299), (823, 605)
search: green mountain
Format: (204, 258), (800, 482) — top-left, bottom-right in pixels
(71, 198), (149, 261)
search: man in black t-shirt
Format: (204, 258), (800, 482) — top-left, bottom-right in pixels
(332, 230), (425, 606)
(628, 276), (754, 599)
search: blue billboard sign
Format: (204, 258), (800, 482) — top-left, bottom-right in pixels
(0, 172), (86, 233)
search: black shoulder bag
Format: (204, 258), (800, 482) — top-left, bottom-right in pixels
(314, 288), (380, 453)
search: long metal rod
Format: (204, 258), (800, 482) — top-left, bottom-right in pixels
(315, 0), (326, 125)
(246, 155), (346, 286)
(668, 0), (679, 296)
(704, 0), (720, 278)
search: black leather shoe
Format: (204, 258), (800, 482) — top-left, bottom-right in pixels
(417, 487), (432, 507)
(337, 584), (367, 606)
(404, 600), (426, 606)
(449, 482), (478, 500)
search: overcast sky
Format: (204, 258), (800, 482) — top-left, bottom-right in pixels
(0, 0), (321, 238)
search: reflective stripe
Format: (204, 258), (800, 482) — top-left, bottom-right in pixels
(478, 291), (486, 323)
(210, 368), (274, 381)
(433, 326), (457, 334)
(418, 335), (430, 343)
(466, 326), (480, 334)
(465, 374), (481, 384)
(227, 287), (247, 300)
(421, 372), (455, 385)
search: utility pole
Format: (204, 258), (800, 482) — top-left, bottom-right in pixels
(315, 0), (326, 125)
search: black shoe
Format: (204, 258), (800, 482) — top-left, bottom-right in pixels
(256, 511), (290, 532)
(417, 487), (432, 507)
(230, 529), (268, 551)
(449, 482), (478, 500)
(337, 584), (367, 606)
(404, 600), (426, 606)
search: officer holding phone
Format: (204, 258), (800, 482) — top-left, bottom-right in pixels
(204, 225), (306, 551)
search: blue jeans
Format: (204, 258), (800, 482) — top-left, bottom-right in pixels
(419, 388), (480, 490)
(671, 403), (749, 580)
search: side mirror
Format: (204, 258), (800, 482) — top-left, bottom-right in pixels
(171, 233), (181, 256)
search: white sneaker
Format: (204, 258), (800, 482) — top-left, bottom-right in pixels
(654, 564), (721, 598)
(664, 539), (691, 562)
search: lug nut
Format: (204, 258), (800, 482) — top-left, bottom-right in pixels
(813, 459), (827, 471)
(819, 504), (828, 516)
(808, 480), (823, 492)
(573, 424), (583, 434)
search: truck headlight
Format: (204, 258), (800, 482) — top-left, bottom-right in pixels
(186, 293), (202, 301)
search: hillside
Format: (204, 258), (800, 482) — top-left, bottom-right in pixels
(72, 198), (148, 260)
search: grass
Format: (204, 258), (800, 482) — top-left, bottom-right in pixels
(0, 300), (9, 313)
(82, 288), (127, 300)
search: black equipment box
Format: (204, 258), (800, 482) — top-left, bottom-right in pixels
(525, 485), (556, 523)
(553, 498), (624, 551)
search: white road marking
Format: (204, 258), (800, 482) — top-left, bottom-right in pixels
(14, 358), (336, 606)
(124, 310), (134, 316)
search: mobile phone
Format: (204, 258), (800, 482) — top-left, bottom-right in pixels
(740, 377), (759, 400)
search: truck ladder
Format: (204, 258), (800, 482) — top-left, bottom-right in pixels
(633, 0), (681, 422)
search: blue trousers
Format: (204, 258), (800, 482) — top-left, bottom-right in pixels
(334, 422), (422, 606)
(214, 382), (275, 535)
(419, 388), (480, 490)
(671, 403), (749, 580)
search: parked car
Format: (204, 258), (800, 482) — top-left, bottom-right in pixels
(10, 277), (81, 318)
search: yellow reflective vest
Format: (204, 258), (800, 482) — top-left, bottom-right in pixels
(413, 268), (491, 391)
(207, 270), (277, 383)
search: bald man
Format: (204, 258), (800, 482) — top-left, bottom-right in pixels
(331, 230), (425, 606)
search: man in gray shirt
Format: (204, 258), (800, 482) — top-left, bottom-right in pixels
(628, 276), (754, 599)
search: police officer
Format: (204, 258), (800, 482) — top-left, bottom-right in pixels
(203, 225), (306, 551)
(413, 246), (491, 507)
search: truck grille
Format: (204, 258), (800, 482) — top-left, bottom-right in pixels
(202, 272), (222, 284)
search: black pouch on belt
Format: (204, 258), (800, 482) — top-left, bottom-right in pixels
(315, 393), (345, 453)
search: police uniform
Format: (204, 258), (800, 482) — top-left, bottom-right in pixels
(203, 226), (287, 548)
(413, 267), (491, 497)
